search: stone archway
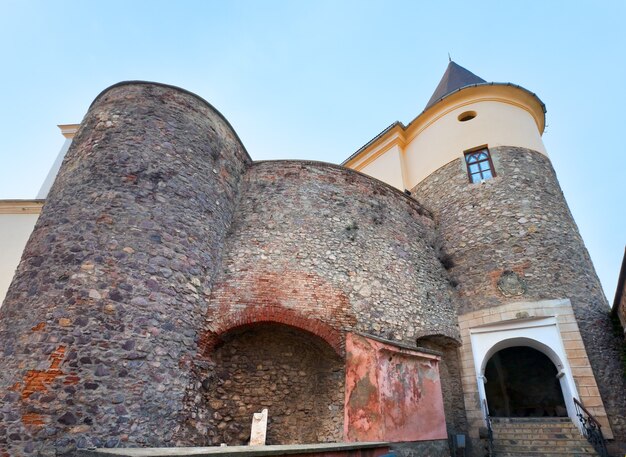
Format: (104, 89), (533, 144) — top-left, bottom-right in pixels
(484, 346), (567, 417)
(206, 323), (344, 445)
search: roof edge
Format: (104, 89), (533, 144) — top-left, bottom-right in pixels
(425, 81), (546, 116)
(342, 82), (546, 166)
(342, 121), (405, 166)
(0, 199), (45, 214)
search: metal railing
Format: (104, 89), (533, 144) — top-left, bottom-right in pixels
(573, 397), (609, 457)
(483, 399), (494, 457)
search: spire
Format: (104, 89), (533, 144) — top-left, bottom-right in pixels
(425, 61), (486, 109)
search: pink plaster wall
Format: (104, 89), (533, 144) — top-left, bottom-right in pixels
(344, 333), (447, 442)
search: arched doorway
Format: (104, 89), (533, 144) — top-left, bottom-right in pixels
(206, 323), (344, 445)
(484, 346), (567, 417)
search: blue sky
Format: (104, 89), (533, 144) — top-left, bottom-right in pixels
(1, 0), (624, 301)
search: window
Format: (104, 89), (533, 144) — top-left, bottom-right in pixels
(465, 148), (495, 183)
(458, 110), (477, 122)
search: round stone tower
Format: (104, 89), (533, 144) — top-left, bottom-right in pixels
(0, 82), (251, 455)
(343, 61), (625, 454)
(408, 62), (626, 453)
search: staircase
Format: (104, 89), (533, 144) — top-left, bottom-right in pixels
(490, 417), (598, 456)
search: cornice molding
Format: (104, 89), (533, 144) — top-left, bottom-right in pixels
(0, 200), (44, 214)
(58, 124), (80, 139)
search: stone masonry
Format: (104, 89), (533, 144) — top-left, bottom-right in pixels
(203, 160), (460, 347)
(2, 80), (622, 457)
(0, 82), (459, 456)
(413, 146), (626, 452)
(0, 83), (251, 456)
(207, 324), (344, 445)
(176, 160), (461, 447)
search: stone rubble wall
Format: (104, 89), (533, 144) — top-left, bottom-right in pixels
(0, 82), (461, 456)
(0, 82), (251, 456)
(202, 160), (460, 349)
(412, 146), (626, 452)
(179, 160), (461, 446)
(207, 324), (344, 445)
(416, 339), (467, 440)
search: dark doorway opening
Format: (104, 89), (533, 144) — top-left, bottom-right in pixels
(484, 346), (567, 417)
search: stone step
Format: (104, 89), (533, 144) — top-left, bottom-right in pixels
(494, 427), (579, 433)
(494, 438), (593, 446)
(489, 417), (596, 456)
(492, 426), (581, 433)
(494, 449), (596, 456)
(494, 430), (582, 437)
(492, 423), (579, 429)
(491, 417), (572, 422)
(495, 453), (596, 457)
(492, 421), (578, 428)
(494, 444), (596, 452)
(493, 447), (598, 457)
(493, 431), (582, 439)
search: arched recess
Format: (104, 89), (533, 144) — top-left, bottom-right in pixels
(469, 317), (582, 427)
(201, 305), (344, 357)
(202, 321), (344, 445)
(473, 333), (579, 423)
(483, 345), (567, 417)
(479, 336), (564, 375)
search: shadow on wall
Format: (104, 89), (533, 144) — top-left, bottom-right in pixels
(206, 323), (344, 445)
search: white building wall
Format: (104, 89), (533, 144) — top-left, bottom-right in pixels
(0, 211), (40, 306)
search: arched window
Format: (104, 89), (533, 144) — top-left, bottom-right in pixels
(465, 147), (495, 183)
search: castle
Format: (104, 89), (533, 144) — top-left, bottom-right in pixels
(0, 62), (624, 457)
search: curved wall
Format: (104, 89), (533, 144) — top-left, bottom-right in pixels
(176, 161), (461, 445)
(345, 86), (547, 192)
(412, 146), (626, 446)
(202, 161), (460, 348)
(404, 99), (546, 188)
(0, 83), (250, 456)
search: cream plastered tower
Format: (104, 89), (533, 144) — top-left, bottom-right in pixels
(344, 61), (626, 454)
(343, 61), (546, 191)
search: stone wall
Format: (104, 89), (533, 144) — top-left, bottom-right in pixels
(0, 82), (465, 455)
(180, 160), (461, 447)
(412, 146), (626, 450)
(207, 324), (344, 445)
(0, 82), (251, 456)
(202, 160), (460, 349)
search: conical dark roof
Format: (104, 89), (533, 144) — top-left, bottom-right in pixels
(425, 61), (486, 109)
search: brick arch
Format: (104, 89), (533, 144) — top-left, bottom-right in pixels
(200, 305), (344, 357)
(416, 332), (461, 348)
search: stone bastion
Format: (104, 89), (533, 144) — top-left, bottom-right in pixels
(0, 82), (459, 456)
